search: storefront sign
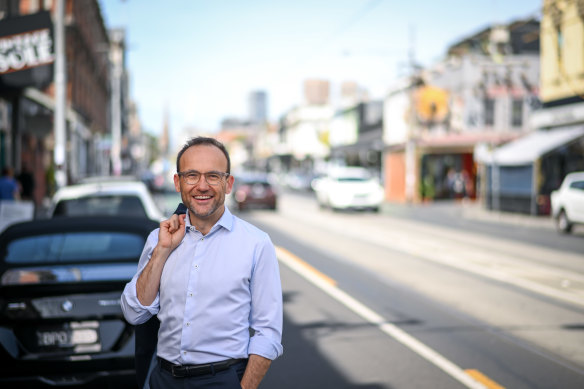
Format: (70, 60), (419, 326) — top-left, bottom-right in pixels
(0, 11), (54, 89)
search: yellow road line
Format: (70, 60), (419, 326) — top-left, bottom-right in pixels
(276, 245), (488, 388)
(465, 369), (505, 389)
(275, 246), (336, 286)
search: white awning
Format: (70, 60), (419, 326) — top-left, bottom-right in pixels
(479, 125), (584, 166)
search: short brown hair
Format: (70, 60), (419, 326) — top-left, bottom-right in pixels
(176, 137), (231, 174)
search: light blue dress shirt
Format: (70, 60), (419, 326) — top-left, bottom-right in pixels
(121, 207), (283, 364)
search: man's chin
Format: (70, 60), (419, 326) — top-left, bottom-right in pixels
(188, 203), (219, 219)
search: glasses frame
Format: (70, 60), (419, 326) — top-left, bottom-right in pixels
(177, 170), (230, 186)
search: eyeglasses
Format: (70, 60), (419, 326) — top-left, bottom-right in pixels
(177, 170), (230, 186)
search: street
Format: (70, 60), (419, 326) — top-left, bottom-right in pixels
(232, 191), (584, 389)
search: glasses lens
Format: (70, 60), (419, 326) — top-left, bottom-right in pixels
(185, 172), (200, 185)
(206, 173), (221, 185)
(181, 171), (226, 185)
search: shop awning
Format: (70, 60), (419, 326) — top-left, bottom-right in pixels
(480, 125), (584, 166)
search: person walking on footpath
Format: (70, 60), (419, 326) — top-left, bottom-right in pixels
(121, 136), (283, 389)
(0, 167), (21, 200)
(17, 163), (35, 201)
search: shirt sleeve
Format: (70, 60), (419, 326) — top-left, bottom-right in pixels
(120, 229), (161, 325)
(247, 234), (284, 360)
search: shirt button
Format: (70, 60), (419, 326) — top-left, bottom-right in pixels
(201, 237), (204, 241)
(186, 322), (190, 326)
(183, 351), (187, 355)
(189, 293), (193, 297)
(194, 264), (199, 269)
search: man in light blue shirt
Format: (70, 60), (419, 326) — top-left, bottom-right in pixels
(121, 137), (283, 389)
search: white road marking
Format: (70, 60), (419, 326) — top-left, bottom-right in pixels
(276, 246), (489, 389)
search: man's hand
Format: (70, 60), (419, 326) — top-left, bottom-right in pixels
(158, 213), (186, 253)
(136, 214), (186, 306)
(241, 354), (271, 389)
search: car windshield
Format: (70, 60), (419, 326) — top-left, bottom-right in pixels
(336, 177), (369, 182)
(54, 195), (147, 218)
(241, 181), (270, 186)
(3, 231), (145, 264)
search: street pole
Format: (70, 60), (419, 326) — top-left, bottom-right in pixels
(405, 24), (418, 204)
(53, 0), (67, 188)
(110, 30), (123, 176)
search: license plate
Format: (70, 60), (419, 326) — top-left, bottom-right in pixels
(35, 321), (101, 353)
(37, 329), (70, 347)
(352, 194), (369, 204)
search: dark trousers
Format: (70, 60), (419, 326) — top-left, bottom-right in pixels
(149, 359), (247, 389)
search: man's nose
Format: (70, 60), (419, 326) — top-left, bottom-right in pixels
(195, 176), (211, 190)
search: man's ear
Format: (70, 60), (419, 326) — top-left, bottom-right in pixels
(174, 174), (180, 193)
(225, 174), (235, 195)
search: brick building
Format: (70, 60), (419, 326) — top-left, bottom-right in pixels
(0, 0), (111, 209)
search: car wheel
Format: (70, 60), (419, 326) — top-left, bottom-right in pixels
(556, 209), (572, 234)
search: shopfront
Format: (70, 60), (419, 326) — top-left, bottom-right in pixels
(0, 11), (55, 207)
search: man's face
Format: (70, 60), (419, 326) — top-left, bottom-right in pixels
(174, 145), (234, 223)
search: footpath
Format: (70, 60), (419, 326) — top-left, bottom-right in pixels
(380, 199), (556, 231)
(459, 200), (555, 230)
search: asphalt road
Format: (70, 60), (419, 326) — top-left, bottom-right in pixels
(237, 191), (584, 389)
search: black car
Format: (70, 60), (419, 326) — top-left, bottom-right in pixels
(0, 216), (159, 388)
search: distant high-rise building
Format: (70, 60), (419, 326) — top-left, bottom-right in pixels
(160, 106), (170, 156)
(340, 81), (369, 107)
(248, 90), (267, 123)
(304, 79), (330, 105)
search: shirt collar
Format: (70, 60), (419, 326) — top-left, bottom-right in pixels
(184, 205), (234, 233)
(216, 206), (234, 232)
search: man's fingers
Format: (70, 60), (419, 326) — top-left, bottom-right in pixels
(167, 213), (183, 233)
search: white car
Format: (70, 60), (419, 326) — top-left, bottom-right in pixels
(313, 167), (384, 212)
(551, 171), (584, 234)
(49, 179), (164, 221)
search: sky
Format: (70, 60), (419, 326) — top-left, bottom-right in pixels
(98, 0), (541, 148)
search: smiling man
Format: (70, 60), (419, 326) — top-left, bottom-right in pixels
(121, 137), (283, 389)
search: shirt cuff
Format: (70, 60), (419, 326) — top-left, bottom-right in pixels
(248, 334), (283, 360)
(121, 278), (160, 324)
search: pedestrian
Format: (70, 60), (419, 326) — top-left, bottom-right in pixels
(0, 167), (21, 200)
(17, 163), (35, 201)
(121, 136), (283, 389)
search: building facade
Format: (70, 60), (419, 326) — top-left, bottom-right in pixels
(383, 18), (541, 204)
(536, 0), (584, 181)
(248, 90), (267, 124)
(0, 0), (113, 209)
(479, 0), (584, 215)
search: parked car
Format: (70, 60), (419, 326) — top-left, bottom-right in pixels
(48, 179), (164, 221)
(313, 167), (384, 212)
(551, 171), (584, 234)
(0, 216), (159, 388)
(231, 173), (277, 211)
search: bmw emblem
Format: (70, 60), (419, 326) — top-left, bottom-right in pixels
(61, 300), (74, 312)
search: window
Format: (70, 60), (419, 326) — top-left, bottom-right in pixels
(0, 0), (20, 19)
(4, 232), (146, 264)
(337, 177), (368, 182)
(484, 98), (495, 126)
(53, 195), (147, 218)
(511, 99), (523, 127)
(570, 181), (584, 190)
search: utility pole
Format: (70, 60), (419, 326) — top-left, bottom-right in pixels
(405, 24), (418, 204)
(53, 0), (67, 188)
(110, 29), (124, 176)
